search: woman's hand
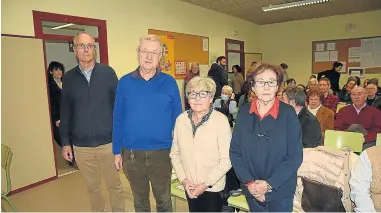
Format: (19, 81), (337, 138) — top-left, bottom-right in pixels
(190, 183), (208, 198)
(248, 180), (270, 200)
(182, 179), (196, 199)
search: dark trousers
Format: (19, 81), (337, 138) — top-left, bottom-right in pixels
(122, 148), (172, 212)
(52, 121), (61, 147)
(245, 195), (294, 212)
(186, 191), (223, 212)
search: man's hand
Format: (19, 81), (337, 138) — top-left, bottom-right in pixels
(62, 146), (73, 162)
(182, 179), (196, 199)
(255, 194), (266, 202)
(114, 154), (123, 171)
(55, 120), (60, 127)
(191, 183), (208, 198)
(254, 180), (270, 195)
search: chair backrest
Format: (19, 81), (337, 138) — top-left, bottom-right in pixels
(2, 144), (13, 170)
(324, 130), (363, 152)
(2, 144), (13, 195)
(336, 103), (346, 113)
(377, 133), (381, 146)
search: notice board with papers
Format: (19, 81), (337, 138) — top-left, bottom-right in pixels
(312, 36), (381, 74)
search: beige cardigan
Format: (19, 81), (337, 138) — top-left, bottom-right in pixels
(170, 110), (232, 192)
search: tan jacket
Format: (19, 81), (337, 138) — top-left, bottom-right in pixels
(367, 146), (381, 212)
(316, 106), (334, 140)
(233, 72), (244, 94)
(293, 147), (358, 212)
(170, 110), (232, 192)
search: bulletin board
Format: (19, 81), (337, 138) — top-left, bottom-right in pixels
(148, 29), (209, 79)
(312, 36), (381, 75)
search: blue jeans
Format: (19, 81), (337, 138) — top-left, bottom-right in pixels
(245, 196), (294, 212)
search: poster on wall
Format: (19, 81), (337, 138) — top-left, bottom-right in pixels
(157, 35), (175, 77)
(175, 61), (187, 76)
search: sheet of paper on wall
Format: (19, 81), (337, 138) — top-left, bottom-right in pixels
(199, 64), (210, 77)
(316, 43), (325, 52)
(374, 53), (381, 67)
(349, 47), (361, 58)
(375, 37), (381, 53)
(349, 58), (361, 63)
(339, 61), (347, 73)
(327, 42), (336, 51)
(202, 38), (209, 51)
(329, 51), (338, 61)
(361, 38), (375, 54)
(315, 51), (330, 62)
(361, 54), (375, 68)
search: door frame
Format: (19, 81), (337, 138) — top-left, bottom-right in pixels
(225, 38), (245, 72)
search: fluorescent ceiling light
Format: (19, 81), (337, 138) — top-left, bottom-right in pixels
(51, 23), (75, 30)
(262, 0), (332, 12)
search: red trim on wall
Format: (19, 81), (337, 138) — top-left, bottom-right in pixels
(40, 34), (100, 42)
(9, 176), (57, 196)
(32, 11), (108, 64)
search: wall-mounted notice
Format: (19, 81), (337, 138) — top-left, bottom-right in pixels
(202, 38), (209, 51)
(348, 67), (365, 77)
(327, 42), (336, 51)
(315, 51), (330, 62)
(316, 43), (325, 52)
(329, 51), (338, 61)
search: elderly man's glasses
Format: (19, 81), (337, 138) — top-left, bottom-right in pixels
(187, 91), (210, 99)
(75, 44), (96, 50)
(139, 50), (161, 57)
(251, 80), (277, 88)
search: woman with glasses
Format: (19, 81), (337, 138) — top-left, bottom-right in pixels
(170, 77), (232, 212)
(230, 62), (303, 212)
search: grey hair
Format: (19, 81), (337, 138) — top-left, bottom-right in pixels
(284, 86), (306, 107)
(73, 32), (95, 45)
(137, 34), (162, 53)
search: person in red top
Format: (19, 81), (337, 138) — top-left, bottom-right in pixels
(319, 77), (339, 113)
(335, 86), (381, 150)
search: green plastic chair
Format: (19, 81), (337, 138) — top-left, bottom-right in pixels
(170, 180), (186, 212)
(324, 130), (363, 153)
(2, 144), (16, 212)
(228, 195), (249, 212)
(377, 133), (381, 146)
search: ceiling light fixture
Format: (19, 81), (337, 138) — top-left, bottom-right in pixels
(262, 0), (333, 12)
(51, 23), (75, 30)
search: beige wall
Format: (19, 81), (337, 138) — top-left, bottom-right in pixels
(260, 10), (381, 87)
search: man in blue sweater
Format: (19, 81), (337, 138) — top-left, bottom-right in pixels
(113, 35), (182, 212)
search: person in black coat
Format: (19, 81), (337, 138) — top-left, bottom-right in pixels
(47, 61), (65, 147)
(317, 61), (343, 94)
(283, 86), (322, 148)
(208, 56), (228, 99)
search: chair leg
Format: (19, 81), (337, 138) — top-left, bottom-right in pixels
(2, 204), (6, 212)
(2, 195), (16, 212)
(171, 196), (177, 212)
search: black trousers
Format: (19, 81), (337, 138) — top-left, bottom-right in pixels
(186, 191), (223, 212)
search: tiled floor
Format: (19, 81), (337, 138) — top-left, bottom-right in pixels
(4, 171), (189, 212)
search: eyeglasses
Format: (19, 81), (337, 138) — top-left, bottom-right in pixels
(251, 80), (277, 88)
(75, 44), (96, 50)
(187, 91), (210, 99)
(139, 50), (161, 57)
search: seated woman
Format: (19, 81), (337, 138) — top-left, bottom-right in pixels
(338, 77), (357, 104)
(213, 85), (237, 127)
(307, 88), (334, 141)
(170, 77), (232, 212)
(230, 62), (303, 212)
(350, 145), (381, 212)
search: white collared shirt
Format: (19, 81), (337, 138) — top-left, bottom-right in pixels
(353, 103), (367, 114)
(308, 104), (322, 116)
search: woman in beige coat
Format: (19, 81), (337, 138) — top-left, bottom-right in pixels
(170, 77), (232, 212)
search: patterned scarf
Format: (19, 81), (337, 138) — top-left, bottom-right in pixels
(187, 106), (214, 136)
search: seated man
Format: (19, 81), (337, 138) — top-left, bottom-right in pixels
(349, 145), (381, 212)
(319, 77), (339, 113)
(213, 85), (237, 127)
(283, 86), (322, 148)
(335, 86), (381, 150)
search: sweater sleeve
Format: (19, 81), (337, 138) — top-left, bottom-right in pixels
(171, 79), (182, 129)
(112, 79), (125, 155)
(334, 108), (345, 131)
(302, 116), (322, 147)
(365, 108), (381, 142)
(230, 109), (255, 184)
(206, 116), (232, 186)
(109, 68), (119, 107)
(266, 110), (303, 190)
(59, 78), (72, 147)
(169, 119), (187, 183)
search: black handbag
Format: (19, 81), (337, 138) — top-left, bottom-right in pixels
(301, 177), (346, 212)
